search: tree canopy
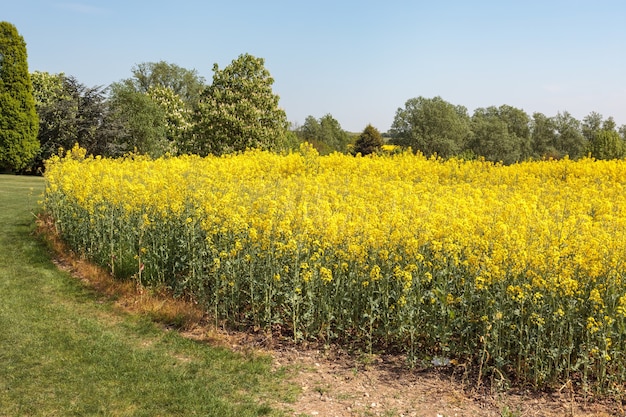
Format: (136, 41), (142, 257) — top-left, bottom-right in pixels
(296, 114), (351, 154)
(107, 81), (169, 157)
(468, 105), (532, 164)
(389, 96), (471, 158)
(31, 71), (123, 167)
(192, 53), (289, 155)
(128, 61), (205, 106)
(107, 61), (201, 157)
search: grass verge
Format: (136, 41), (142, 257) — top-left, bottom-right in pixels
(0, 174), (294, 416)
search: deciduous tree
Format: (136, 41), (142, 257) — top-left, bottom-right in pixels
(587, 130), (624, 160)
(297, 114), (350, 154)
(110, 62), (202, 156)
(468, 105), (530, 164)
(389, 96), (471, 158)
(192, 53), (289, 155)
(582, 111), (603, 142)
(553, 111), (584, 159)
(107, 81), (169, 157)
(129, 61), (205, 107)
(530, 112), (557, 158)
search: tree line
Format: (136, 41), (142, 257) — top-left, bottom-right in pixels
(1, 22), (301, 172)
(1, 21), (625, 173)
(389, 96), (626, 164)
(26, 55), (298, 172)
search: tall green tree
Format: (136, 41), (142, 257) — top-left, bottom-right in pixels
(107, 81), (169, 157)
(192, 53), (289, 155)
(298, 115), (322, 143)
(110, 62), (202, 156)
(530, 112), (557, 158)
(587, 130), (624, 160)
(31, 71), (75, 167)
(602, 116), (617, 132)
(297, 114), (350, 154)
(497, 104), (532, 159)
(146, 85), (192, 152)
(389, 96), (471, 158)
(579, 112), (626, 159)
(353, 124), (383, 156)
(468, 105), (530, 164)
(619, 124), (626, 141)
(553, 111), (585, 159)
(0, 22), (39, 171)
(582, 111), (603, 143)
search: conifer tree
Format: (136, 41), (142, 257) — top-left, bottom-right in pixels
(0, 22), (39, 171)
(353, 124), (383, 156)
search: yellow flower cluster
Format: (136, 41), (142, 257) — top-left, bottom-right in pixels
(43, 144), (626, 393)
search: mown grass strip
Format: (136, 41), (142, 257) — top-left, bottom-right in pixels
(0, 174), (292, 416)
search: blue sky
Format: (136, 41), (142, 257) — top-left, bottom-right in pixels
(4, 0), (626, 132)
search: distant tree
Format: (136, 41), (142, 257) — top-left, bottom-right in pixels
(619, 124), (626, 141)
(552, 111), (584, 159)
(497, 105), (532, 159)
(107, 81), (169, 157)
(297, 113), (350, 154)
(31, 71), (75, 167)
(298, 115), (322, 142)
(31, 71), (124, 165)
(587, 129), (624, 160)
(353, 124), (383, 156)
(282, 128), (302, 151)
(582, 111), (603, 142)
(68, 79), (122, 157)
(31, 70), (66, 108)
(192, 53), (289, 155)
(530, 112), (557, 158)
(111, 62), (202, 155)
(0, 22), (39, 172)
(389, 96), (471, 158)
(146, 85), (192, 152)
(468, 105), (530, 164)
(580, 112), (626, 159)
(129, 61), (205, 106)
(602, 116), (617, 132)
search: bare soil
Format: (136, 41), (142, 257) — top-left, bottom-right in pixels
(197, 327), (620, 417)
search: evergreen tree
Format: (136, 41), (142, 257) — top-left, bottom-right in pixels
(353, 124), (383, 156)
(0, 22), (39, 171)
(31, 72), (124, 165)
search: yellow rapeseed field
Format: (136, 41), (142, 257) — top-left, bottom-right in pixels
(44, 143), (626, 394)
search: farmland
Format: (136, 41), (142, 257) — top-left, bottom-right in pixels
(44, 144), (626, 395)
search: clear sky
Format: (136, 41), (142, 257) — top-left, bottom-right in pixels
(4, 0), (626, 132)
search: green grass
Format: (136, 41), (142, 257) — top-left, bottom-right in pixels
(0, 174), (294, 416)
